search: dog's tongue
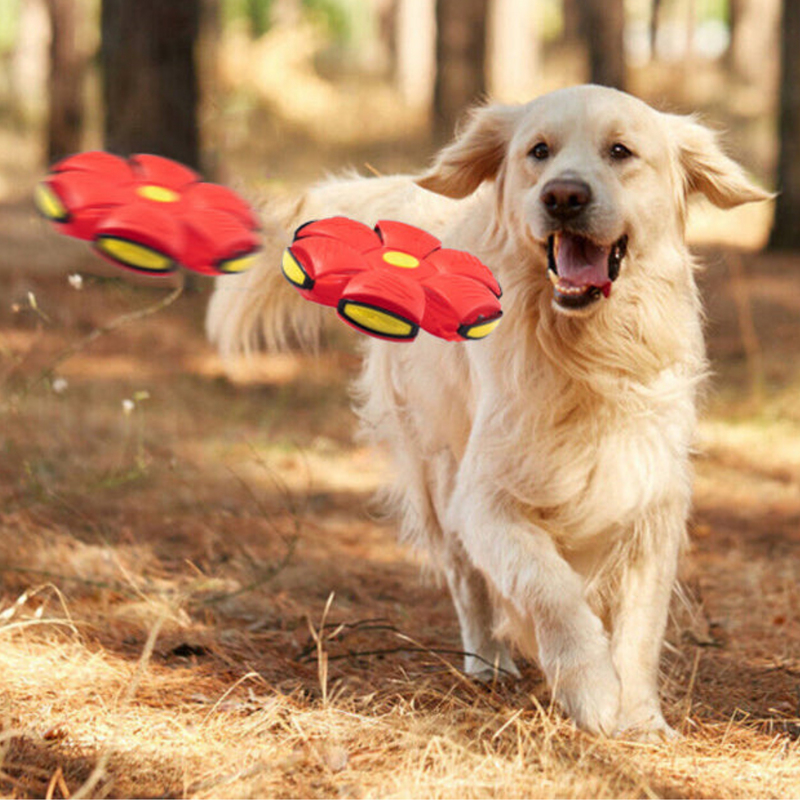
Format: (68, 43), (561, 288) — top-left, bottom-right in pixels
(555, 234), (611, 293)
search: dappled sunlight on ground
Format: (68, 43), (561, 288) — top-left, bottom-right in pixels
(2, 50), (800, 796)
(2, 232), (800, 796)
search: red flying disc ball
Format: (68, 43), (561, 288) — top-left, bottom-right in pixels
(281, 217), (503, 342)
(35, 151), (261, 276)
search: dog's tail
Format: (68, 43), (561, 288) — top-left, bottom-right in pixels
(205, 212), (326, 356)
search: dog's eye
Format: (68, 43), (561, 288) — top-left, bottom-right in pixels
(528, 142), (550, 161)
(609, 143), (634, 161)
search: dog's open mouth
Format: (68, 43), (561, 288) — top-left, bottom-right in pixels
(546, 233), (628, 311)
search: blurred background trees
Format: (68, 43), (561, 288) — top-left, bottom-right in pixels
(769, 0), (800, 250)
(100, 0), (202, 169)
(0, 0), (796, 247)
(44, 0), (87, 163)
(432, 0), (487, 142)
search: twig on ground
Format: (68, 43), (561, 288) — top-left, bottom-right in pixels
(297, 616), (519, 685)
(0, 567), (141, 600)
(45, 765), (71, 800)
(23, 282), (185, 395)
(193, 533), (298, 607)
(306, 592), (337, 706)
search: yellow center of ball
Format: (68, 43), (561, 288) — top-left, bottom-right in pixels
(137, 185), (180, 203)
(382, 251), (419, 269)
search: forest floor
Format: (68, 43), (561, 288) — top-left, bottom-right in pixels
(2, 54), (800, 798)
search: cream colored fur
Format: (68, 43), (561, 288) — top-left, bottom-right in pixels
(207, 85), (770, 739)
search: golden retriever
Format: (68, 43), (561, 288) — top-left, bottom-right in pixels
(207, 85), (769, 739)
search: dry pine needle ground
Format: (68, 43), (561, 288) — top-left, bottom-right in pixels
(2, 64), (800, 791)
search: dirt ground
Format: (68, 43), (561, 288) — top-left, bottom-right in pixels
(2, 79), (800, 796)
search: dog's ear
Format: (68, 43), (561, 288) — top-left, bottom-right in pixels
(671, 115), (773, 209)
(416, 104), (522, 199)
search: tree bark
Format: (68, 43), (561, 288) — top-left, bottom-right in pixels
(45, 0), (86, 163)
(488, 0), (539, 102)
(432, 0), (488, 142)
(100, 0), (201, 169)
(395, 0), (436, 110)
(577, 0), (626, 90)
(769, 0), (800, 250)
(728, 0), (780, 88)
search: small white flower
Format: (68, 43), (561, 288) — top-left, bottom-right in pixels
(52, 377), (69, 394)
(68, 274), (84, 290)
(122, 398), (135, 416)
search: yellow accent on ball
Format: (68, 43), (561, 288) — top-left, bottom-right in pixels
(220, 253), (257, 274)
(137, 184), (180, 203)
(281, 249), (310, 286)
(35, 183), (68, 221)
(382, 251), (420, 269)
(464, 318), (502, 339)
(340, 302), (414, 338)
(96, 237), (173, 271)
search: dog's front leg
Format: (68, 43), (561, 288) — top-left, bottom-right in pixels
(610, 507), (685, 741)
(448, 485), (621, 735)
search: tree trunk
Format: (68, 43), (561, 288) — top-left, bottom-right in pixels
(561, 0), (582, 45)
(488, 0), (539, 102)
(769, 0), (800, 250)
(727, 0), (780, 88)
(649, 0), (662, 58)
(100, 0), (201, 170)
(10, 0), (50, 127)
(577, 0), (626, 90)
(394, 0), (436, 110)
(432, 0), (488, 142)
(45, 0), (86, 163)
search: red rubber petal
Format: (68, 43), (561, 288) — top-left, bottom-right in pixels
(94, 201), (185, 259)
(180, 208), (262, 275)
(375, 220), (441, 260)
(129, 154), (200, 191)
(288, 236), (370, 307)
(41, 171), (132, 240)
(426, 248), (502, 297)
(182, 182), (260, 230)
(340, 268), (426, 325)
(420, 273), (503, 340)
(294, 217), (382, 253)
(51, 151), (134, 183)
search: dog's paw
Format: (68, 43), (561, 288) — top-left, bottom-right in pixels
(614, 714), (680, 743)
(554, 655), (621, 736)
(465, 645), (521, 682)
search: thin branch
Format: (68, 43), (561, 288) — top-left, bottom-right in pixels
(25, 283), (185, 393)
(297, 618), (519, 680)
(0, 566), (139, 597)
(194, 534), (298, 607)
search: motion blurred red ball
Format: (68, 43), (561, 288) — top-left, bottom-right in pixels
(35, 151), (261, 276)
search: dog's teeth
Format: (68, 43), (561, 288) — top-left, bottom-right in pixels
(548, 270), (559, 286)
(556, 282), (585, 296)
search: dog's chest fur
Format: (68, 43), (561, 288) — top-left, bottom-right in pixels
(448, 278), (704, 549)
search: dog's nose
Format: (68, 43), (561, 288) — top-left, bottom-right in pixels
(540, 178), (592, 221)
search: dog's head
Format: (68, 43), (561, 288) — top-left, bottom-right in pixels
(417, 85), (770, 316)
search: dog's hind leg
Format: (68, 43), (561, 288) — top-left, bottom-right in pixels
(443, 542), (520, 681)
